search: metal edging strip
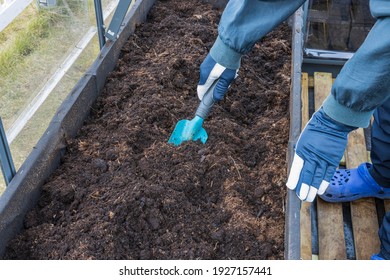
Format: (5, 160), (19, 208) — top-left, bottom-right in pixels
(0, 118), (16, 186)
(285, 5), (305, 260)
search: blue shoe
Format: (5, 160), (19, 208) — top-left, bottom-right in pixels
(320, 163), (390, 203)
(371, 253), (385, 260)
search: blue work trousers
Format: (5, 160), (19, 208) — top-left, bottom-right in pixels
(371, 102), (390, 187)
(371, 99), (390, 259)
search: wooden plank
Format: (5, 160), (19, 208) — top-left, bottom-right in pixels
(345, 129), (367, 168)
(301, 73), (310, 129)
(340, 155), (346, 166)
(313, 72), (346, 259)
(350, 199), (381, 259)
(346, 128), (381, 259)
(300, 202), (312, 260)
(308, 76), (314, 88)
(308, 76), (334, 89)
(300, 73), (312, 260)
(313, 72), (332, 109)
(317, 200), (347, 259)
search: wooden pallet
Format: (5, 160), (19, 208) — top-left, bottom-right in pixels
(300, 72), (389, 260)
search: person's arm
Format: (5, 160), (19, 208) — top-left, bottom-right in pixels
(198, 0), (306, 101)
(287, 0), (390, 202)
(211, 0), (306, 69)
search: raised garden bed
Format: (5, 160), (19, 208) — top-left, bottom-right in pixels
(3, 0), (293, 260)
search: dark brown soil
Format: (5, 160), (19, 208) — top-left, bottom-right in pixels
(4, 0), (292, 260)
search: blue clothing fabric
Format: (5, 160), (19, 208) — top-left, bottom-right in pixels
(370, 99), (390, 187)
(370, 98), (390, 259)
(379, 210), (390, 259)
(209, 0), (306, 69)
(370, 0), (390, 18)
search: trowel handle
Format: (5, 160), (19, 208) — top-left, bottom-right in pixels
(195, 83), (216, 119)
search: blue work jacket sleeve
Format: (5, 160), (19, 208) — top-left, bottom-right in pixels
(210, 0), (306, 69)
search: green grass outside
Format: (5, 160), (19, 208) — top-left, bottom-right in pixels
(0, 12), (54, 76)
(0, 0), (102, 193)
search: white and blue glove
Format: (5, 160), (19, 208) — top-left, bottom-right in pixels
(286, 107), (356, 202)
(197, 53), (238, 102)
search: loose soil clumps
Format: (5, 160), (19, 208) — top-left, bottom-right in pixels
(4, 0), (292, 260)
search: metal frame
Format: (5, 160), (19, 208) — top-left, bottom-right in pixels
(105, 0), (133, 41)
(94, 0), (134, 48)
(0, 118), (16, 186)
(304, 48), (354, 61)
(94, 0), (106, 49)
(285, 4), (305, 260)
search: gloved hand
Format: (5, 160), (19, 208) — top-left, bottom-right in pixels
(197, 53), (238, 102)
(286, 107), (356, 202)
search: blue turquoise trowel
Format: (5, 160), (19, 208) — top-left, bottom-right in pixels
(168, 84), (216, 146)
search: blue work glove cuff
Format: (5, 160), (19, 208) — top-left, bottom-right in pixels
(322, 94), (374, 128)
(210, 36), (242, 69)
(314, 107), (357, 133)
